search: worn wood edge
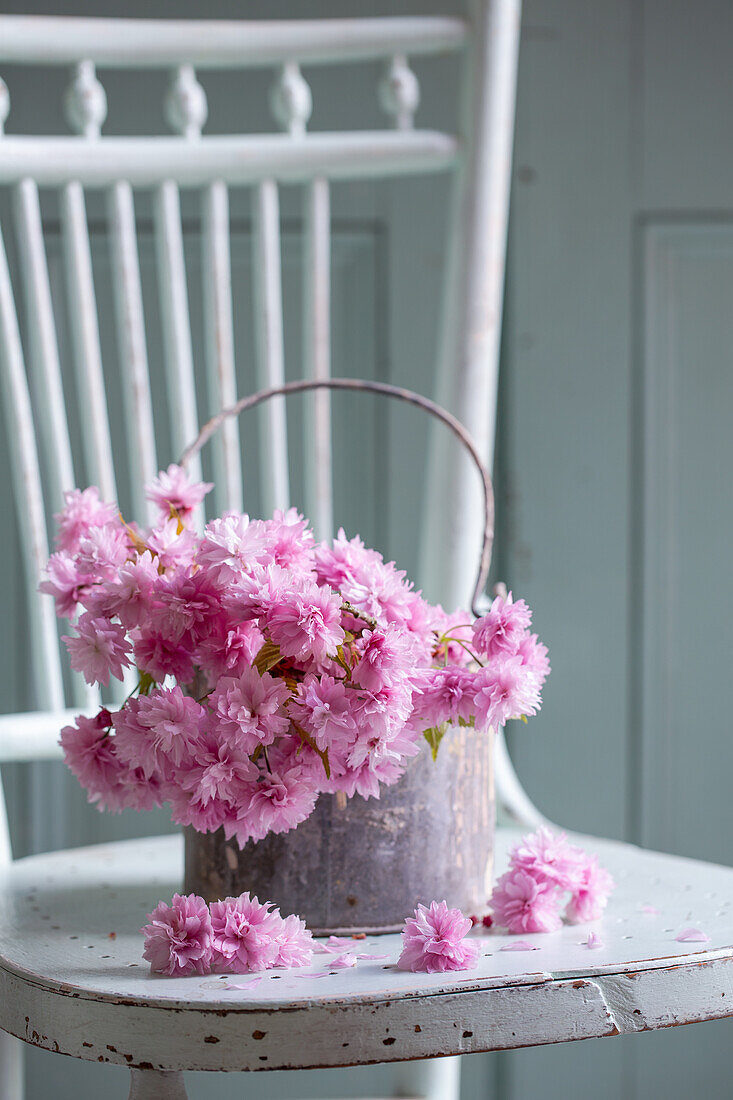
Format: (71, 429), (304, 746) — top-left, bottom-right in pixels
(1, 957), (732, 1071)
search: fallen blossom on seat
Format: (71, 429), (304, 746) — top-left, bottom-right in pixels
(141, 893), (213, 977)
(675, 927), (711, 943)
(397, 900), (479, 973)
(583, 931), (604, 949)
(499, 940), (539, 952)
(329, 953), (358, 968)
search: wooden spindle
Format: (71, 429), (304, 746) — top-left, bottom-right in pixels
(302, 179), (333, 542)
(202, 180), (242, 514)
(379, 53), (420, 131)
(61, 61), (115, 502)
(251, 179), (290, 516)
(153, 181), (202, 481)
(269, 61), (312, 138)
(107, 181), (157, 524)
(12, 178), (75, 509)
(157, 66), (206, 510)
(0, 222), (64, 712)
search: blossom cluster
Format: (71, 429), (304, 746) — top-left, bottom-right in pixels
(490, 827), (614, 934)
(141, 891), (313, 976)
(45, 464), (549, 844)
(397, 900), (479, 973)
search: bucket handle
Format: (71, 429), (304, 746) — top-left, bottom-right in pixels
(179, 378), (494, 618)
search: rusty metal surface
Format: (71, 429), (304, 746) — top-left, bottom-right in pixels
(184, 726), (495, 932)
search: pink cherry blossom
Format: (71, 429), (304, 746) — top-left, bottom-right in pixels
(113, 687), (206, 779)
(289, 674), (356, 752)
(353, 626), (421, 693)
(412, 666), (477, 729)
(509, 826), (583, 890)
(210, 894), (282, 972)
(40, 552), (92, 618)
(265, 581), (344, 665)
(564, 856), (614, 924)
(236, 756), (320, 844)
(141, 893), (213, 976)
(209, 668), (290, 752)
(63, 613), (132, 686)
(471, 657), (541, 731)
(273, 914), (314, 968)
(178, 728), (258, 807)
(197, 514), (270, 582)
(54, 486), (118, 554)
(471, 592), (532, 659)
(145, 463), (213, 523)
(490, 868), (563, 934)
(397, 900), (479, 974)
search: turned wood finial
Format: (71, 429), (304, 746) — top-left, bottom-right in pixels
(269, 61), (313, 137)
(378, 53), (420, 131)
(165, 64), (208, 138)
(0, 77), (9, 137)
(64, 60), (107, 138)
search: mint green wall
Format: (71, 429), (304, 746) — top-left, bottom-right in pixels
(1, 0), (731, 1097)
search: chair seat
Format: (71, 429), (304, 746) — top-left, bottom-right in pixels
(0, 828), (731, 1073)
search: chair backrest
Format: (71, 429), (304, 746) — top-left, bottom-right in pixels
(0, 3), (532, 861)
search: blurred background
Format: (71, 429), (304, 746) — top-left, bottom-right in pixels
(1, 0), (731, 1096)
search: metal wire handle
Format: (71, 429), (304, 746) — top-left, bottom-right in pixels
(180, 378), (494, 617)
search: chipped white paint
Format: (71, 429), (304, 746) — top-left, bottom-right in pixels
(0, 830), (731, 1080)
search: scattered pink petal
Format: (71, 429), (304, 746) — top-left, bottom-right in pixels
(583, 932), (604, 949)
(641, 905), (661, 915)
(330, 953), (358, 968)
(294, 969), (332, 978)
(499, 940), (539, 952)
(675, 927), (711, 943)
(356, 953), (389, 960)
(314, 936), (355, 954)
(229, 977), (263, 990)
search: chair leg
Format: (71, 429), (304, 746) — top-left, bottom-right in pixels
(0, 1030), (24, 1099)
(128, 1068), (188, 1099)
(393, 1054), (461, 1099)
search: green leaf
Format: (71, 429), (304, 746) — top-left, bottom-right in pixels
(457, 715), (476, 728)
(254, 640), (282, 675)
(292, 721), (331, 779)
(137, 670), (155, 696)
(423, 723), (448, 761)
(520, 714), (528, 724)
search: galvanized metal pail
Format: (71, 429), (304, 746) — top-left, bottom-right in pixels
(179, 379), (497, 933)
(183, 724), (494, 933)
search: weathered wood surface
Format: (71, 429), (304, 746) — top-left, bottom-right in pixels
(0, 828), (730, 1074)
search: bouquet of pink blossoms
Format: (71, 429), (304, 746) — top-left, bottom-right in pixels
(42, 464), (549, 847)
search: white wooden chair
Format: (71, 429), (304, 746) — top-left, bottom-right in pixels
(0, 7), (731, 1100)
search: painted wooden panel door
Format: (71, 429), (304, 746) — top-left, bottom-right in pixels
(499, 0), (733, 1098)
